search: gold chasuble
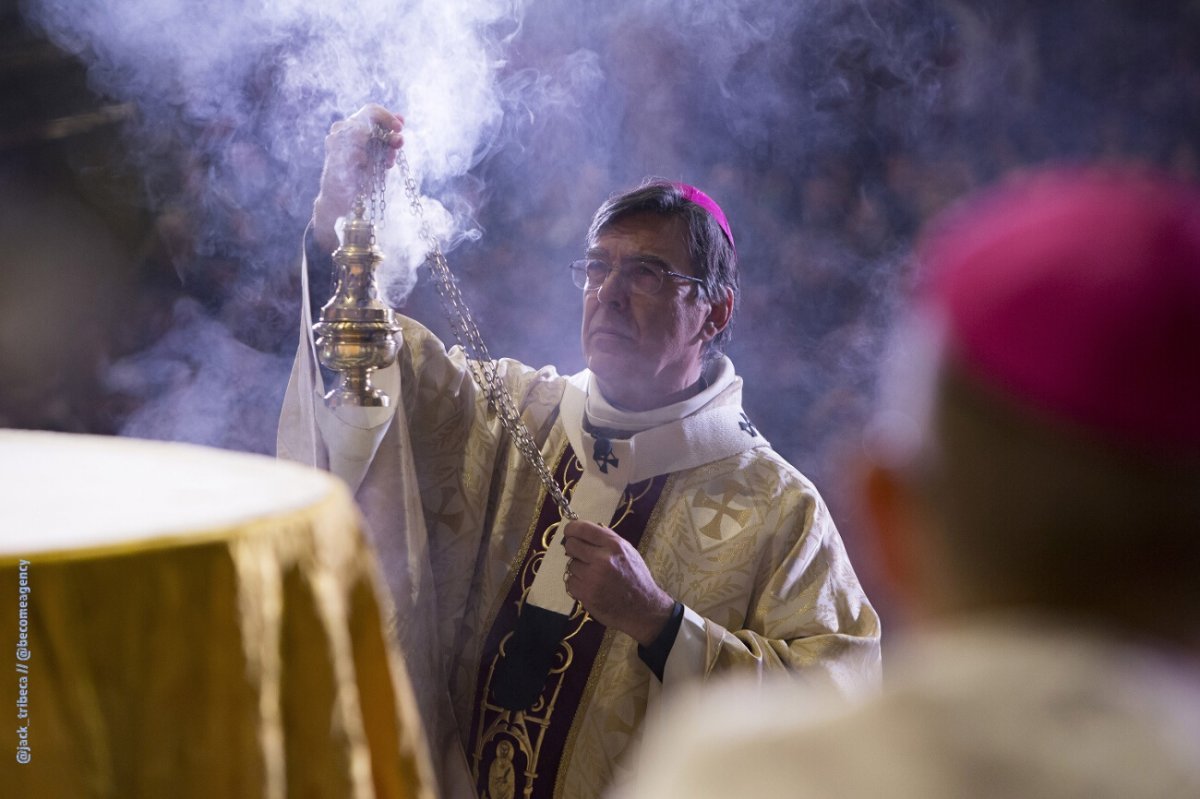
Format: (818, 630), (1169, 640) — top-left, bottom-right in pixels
(468, 448), (668, 798)
(280, 302), (882, 799)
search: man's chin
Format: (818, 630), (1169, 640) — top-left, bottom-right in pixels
(585, 352), (634, 385)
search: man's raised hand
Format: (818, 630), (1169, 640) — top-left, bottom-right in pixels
(312, 104), (404, 254)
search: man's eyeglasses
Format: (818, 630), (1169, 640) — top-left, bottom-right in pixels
(569, 258), (705, 296)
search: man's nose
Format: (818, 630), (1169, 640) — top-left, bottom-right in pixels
(595, 267), (631, 305)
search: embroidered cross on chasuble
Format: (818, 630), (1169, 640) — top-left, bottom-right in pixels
(467, 444), (669, 799)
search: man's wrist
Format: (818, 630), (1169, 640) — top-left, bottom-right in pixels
(311, 196), (340, 254)
(636, 600), (685, 682)
(632, 593), (676, 647)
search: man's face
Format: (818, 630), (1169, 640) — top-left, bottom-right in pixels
(580, 213), (718, 410)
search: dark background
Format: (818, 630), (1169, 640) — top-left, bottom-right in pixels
(3, 0), (1198, 620)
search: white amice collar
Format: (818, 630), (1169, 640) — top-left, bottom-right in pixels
(558, 356), (765, 487)
(583, 356), (738, 435)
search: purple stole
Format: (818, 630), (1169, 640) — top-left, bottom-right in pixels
(467, 444), (668, 799)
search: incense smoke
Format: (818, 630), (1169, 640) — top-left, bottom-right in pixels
(22, 0), (537, 298)
(20, 0), (1200, 486)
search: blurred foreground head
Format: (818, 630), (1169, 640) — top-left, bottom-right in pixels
(870, 167), (1200, 645)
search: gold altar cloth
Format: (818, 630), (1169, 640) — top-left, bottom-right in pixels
(0, 430), (434, 799)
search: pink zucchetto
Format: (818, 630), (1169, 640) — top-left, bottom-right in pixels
(918, 167), (1200, 455)
(675, 182), (735, 253)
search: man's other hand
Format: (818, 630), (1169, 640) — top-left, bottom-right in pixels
(562, 520), (675, 647)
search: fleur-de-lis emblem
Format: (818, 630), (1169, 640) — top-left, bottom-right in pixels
(592, 437), (620, 473)
(738, 412), (759, 438)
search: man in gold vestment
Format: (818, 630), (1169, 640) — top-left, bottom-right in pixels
(278, 105), (880, 798)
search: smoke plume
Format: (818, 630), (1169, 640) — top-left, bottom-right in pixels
(20, 0), (1200, 496)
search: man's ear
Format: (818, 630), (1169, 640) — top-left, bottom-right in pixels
(702, 286), (734, 341)
(862, 461), (926, 610)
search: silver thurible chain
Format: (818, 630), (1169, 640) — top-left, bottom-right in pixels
(370, 133), (576, 520)
(362, 134), (388, 244)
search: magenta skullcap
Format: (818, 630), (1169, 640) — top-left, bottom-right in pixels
(675, 182), (735, 253)
(919, 166), (1200, 455)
